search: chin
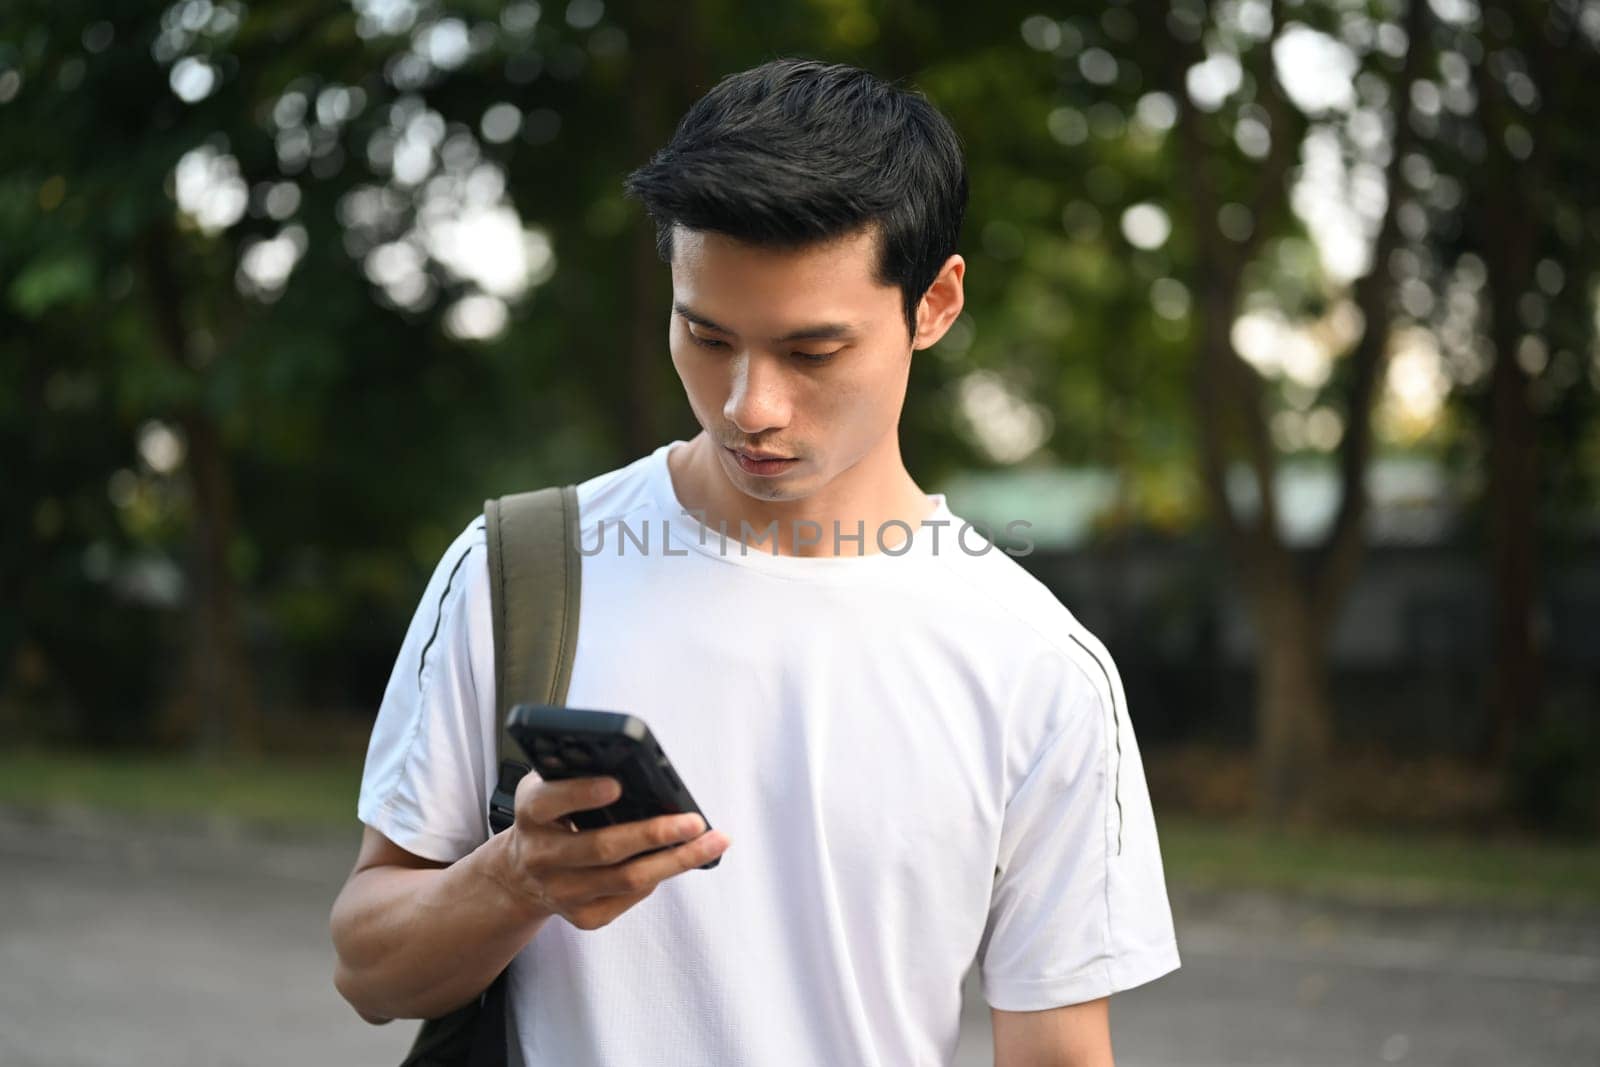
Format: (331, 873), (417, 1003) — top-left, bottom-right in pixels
(727, 465), (813, 502)
(741, 482), (803, 502)
(727, 467), (800, 498)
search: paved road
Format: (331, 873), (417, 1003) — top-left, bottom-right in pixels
(2, 810), (1596, 1066)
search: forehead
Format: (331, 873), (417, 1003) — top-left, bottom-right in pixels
(668, 224), (897, 323)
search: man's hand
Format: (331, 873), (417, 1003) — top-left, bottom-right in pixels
(330, 776), (730, 1022)
(492, 774), (731, 931)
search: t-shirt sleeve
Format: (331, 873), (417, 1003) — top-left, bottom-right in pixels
(355, 517), (498, 864)
(977, 639), (1180, 1011)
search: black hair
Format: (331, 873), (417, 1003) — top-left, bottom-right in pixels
(622, 58), (968, 340)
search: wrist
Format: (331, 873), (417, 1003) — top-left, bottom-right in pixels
(476, 828), (553, 928)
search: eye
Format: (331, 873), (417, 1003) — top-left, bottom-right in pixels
(794, 351), (842, 365)
(689, 333), (728, 350)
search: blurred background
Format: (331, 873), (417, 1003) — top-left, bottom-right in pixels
(3, 1), (1598, 1065)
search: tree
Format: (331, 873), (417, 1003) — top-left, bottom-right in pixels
(1415, 0), (1600, 762)
(0, 0), (1012, 748)
(1142, 0), (1432, 816)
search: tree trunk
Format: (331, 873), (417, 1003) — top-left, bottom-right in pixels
(169, 412), (259, 755)
(621, 0), (705, 455)
(1475, 0), (1545, 763)
(142, 229), (258, 755)
(1482, 230), (1542, 761)
(1157, 0), (1429, 819)
(1249, 571), (1333, 819)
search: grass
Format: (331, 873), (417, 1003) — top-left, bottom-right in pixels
(0, 748), (360, 831)
(2, 749), (1597, 908)
(1159, 815), (1600, 908)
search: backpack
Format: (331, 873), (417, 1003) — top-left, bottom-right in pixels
(398, 484), (583, 1067)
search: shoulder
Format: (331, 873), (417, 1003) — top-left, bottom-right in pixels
(931, 540), (1123, 720)
(439, 515), (488, 569)
(411, 517), (492, 688)
(434, 516), (490, 610)
(413, 517), (488, 623)
(933, 546), (1141, 852)
(479, 448), (662, 561)
(573, 449), (664, 536)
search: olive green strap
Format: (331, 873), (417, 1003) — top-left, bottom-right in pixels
(401, 485), (579, 1067)
(483, 484), (582, 830)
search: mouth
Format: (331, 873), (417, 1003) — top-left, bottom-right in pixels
(724, 445), (800, 477)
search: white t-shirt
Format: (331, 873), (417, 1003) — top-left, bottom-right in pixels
(358, 440), (1179, 1066)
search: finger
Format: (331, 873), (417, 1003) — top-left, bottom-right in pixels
(569, 829), (731, 902)
(514, 774), (621, 826)
(553, 812), (710, 869)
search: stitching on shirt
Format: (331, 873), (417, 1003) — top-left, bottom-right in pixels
(927, 549), (1110, 677)
(984, 940), (1180, 1002)
(926, 550), (1127, 850)
(1068, 633), (1123, 857)
(378, 521), (483, 850)
(370, 793), (475, 862)
(417, 519), (486, 692)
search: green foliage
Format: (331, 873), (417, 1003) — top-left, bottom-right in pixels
(8, 247), (97, 317)
(1, 0), (1596, 765)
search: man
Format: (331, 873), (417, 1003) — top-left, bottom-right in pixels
(332, 58), (1178, 1066)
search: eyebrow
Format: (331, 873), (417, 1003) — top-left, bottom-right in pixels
(673, 302), (857, 344)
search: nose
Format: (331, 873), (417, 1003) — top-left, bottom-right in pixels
(723, 351), (792, 435)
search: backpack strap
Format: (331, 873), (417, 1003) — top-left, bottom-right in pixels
(401, 485), (581, 1067)
(483, 484), (583, 833)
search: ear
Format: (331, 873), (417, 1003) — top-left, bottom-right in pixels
(911, 254), (966, 351)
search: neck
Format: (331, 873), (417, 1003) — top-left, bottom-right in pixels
(667, 431), (936, 557)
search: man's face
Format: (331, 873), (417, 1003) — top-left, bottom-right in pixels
(667, 223), (913, 503)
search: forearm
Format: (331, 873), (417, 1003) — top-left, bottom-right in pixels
(330, 832), (550, 1021)
(992, 997), (1113, 1067)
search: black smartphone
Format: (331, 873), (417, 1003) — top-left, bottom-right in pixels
(502, 703), (720, 870)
